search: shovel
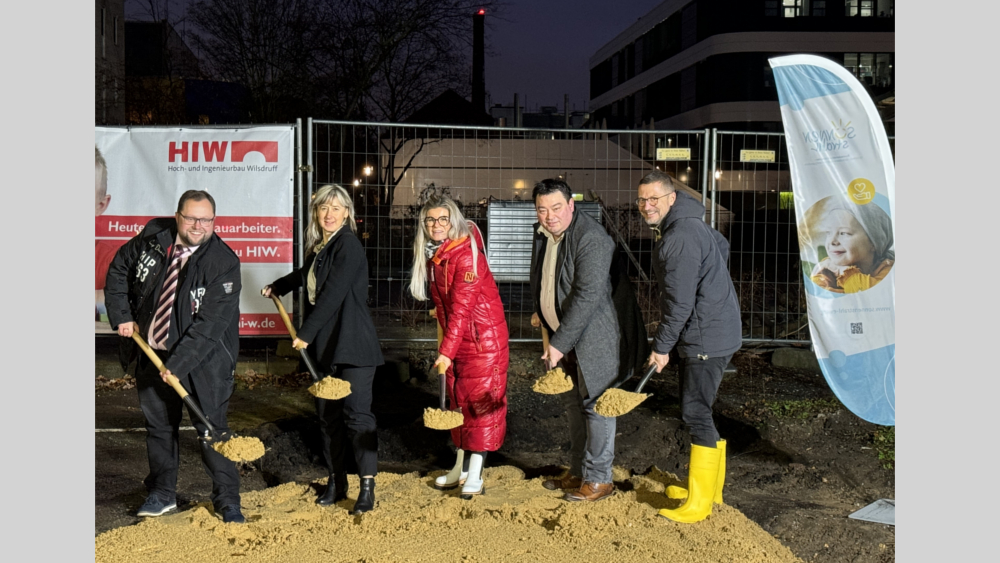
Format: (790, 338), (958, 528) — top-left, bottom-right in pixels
(269, 294), (352, 400)
(532, 325), (574, 394)
(594, 363), (659, 417)
(422, 320), (463, 430)
(269, 294), (322, 383)
(131, 332), (222, 439)
(131, 333), (265, 462)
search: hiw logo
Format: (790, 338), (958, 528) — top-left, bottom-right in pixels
(168, 141), (279, 163)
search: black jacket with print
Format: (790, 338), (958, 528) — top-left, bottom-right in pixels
(105, 217), (242, 381)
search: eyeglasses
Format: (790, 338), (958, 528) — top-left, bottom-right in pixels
(178, 214), (216, 226)
(635, 193), (674, 207)
(423, 216), (451, 227)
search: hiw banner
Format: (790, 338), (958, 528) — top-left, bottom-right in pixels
(95, 126), (296, 336)
(768, 55), (895, 426)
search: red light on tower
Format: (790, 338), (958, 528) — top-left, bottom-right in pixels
(478, 9), (485, 15)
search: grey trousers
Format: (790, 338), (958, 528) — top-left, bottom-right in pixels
(558, 351), (616, 484)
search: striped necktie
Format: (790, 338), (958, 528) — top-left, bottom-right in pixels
(149, 245), (192, 349)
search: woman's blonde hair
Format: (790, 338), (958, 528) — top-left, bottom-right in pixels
(409, 195), (482, 301)
(305, 184), (356, 254)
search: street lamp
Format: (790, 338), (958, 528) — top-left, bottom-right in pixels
(353, 179), (360, 187)
(363, 165), (373, 177)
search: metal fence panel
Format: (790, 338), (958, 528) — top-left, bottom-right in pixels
(301, 120), (893, 346)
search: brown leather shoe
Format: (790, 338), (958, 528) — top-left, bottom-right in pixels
(542, 474), (583, 491)
(564, 481), (615, 502)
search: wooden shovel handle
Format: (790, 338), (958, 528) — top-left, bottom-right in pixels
(270, 294), (297, 339)
(541, 326), (551, 370)
(131, 333), (189, 399)
(270, 294), (323, 383)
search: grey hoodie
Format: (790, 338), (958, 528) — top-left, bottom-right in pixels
(651, 191), (742, 359)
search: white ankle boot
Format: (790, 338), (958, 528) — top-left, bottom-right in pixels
(434, 449), (467, 490)
(460, 452), (486, 499)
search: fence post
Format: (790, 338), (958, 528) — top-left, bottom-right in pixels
(299, 117), (315, 328)
(710, 128), (718, 229)
(701, 128), (710, 210)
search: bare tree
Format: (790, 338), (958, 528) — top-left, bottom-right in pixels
(317, 0), (502, 121)
(123, 0), (203, 124)
(188, 0), (318, 122)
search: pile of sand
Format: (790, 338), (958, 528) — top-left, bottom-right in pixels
(308, 376), (351, 400)
(595, 388), (650, 417)
(95, 466), (801, 563)
(423, 407), (464, 430)
(532, 367), (574, 394)
(211, 436), (266, 463)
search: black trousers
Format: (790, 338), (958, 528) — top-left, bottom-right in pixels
(135, 353), (241, 510)
(316, 364), (378, 477)
(678, 354), (734, 448)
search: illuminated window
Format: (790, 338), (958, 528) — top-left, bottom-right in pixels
(845, 0), (874, 17)
(783, 0), (802, 17)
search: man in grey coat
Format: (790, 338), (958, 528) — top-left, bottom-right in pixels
(637, 170), (742, 523)
(530, 179), (620, 502)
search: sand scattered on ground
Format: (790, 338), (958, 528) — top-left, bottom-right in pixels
(308, 376), (351, 400)
(96, 466), (802, 563)
(532, 367), (574, 394)
(595, 388), (650, 417)
(211, 436), (266, 463)
(423, 407), (464, 430)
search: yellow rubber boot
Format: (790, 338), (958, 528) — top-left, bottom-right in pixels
(658, 443), (721, 523)
(666, 439), (726, 504)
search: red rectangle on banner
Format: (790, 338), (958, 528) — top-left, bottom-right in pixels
(96, 216), (293, 239)
(239, 313), (289, 335)
(227, 240), (293, 263)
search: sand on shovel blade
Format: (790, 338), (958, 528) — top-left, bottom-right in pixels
(308, 376), (352, 400)
(532, 366), (574, 394)
(424, 407), (464, 430)
(212, 436), (266, 462)
(594, 387), (649, 417)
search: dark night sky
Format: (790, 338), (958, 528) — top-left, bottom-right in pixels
(126, 0), (666, 115)
(484, 0), (665, 113)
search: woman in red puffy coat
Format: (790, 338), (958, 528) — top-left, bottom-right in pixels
(409, 194), (509, 499)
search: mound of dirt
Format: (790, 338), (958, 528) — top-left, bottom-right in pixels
(308, 376), (351, 400)
(532, 367), (573, 394)
(95, 466), (800, 563)
(212, 436), (266, 463)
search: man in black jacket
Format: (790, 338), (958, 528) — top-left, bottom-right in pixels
(105, 190), (244, 524)
(637, 171), (741, 524)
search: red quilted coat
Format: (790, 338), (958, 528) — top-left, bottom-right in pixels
(429, 223), (509, 452)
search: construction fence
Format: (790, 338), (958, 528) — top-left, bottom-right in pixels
(291, 120), (894, 346)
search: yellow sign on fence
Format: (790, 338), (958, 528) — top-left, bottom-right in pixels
(740, 150), (776, 163)
(656, 148), (691, 161)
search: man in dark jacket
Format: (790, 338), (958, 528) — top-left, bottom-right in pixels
(530, 179), (620, 502)
(105, 190), (244, 524)
(637, 170), (741, 524)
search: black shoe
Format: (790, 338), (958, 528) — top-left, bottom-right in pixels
(136, 494), (177, 517)
(218, 504), (245, 524)
(316, 472), (348, 506)
(351, 477), (375, 514)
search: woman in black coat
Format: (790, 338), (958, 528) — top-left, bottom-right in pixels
(262, 184), (384, 514)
